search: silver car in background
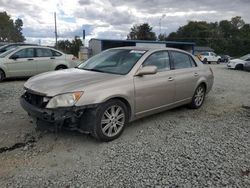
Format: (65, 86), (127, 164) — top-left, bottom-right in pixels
(20, 47), (214, 141)
(0, 46), (78, 81)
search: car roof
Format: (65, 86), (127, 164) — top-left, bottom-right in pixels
(15, 45), (56, 50)
(110, 46), (193, 54)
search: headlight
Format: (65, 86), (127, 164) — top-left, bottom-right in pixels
(46, 91), (83, 108)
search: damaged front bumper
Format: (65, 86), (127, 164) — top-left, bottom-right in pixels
(20, 94), (97, 133)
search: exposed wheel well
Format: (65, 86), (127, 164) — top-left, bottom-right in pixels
(107, 97), (132, 120)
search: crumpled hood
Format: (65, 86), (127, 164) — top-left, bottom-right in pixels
(24, 68), (121, 96)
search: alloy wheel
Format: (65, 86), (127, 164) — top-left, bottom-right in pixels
(101, 105), (125, 137)
(194, 86), (205, 107)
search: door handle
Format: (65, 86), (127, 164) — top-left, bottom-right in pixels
(27, 58), (34, 61)
(168, 77), (174, 81)
(194, 73), (199, 77)
(50, 57), (55, 59)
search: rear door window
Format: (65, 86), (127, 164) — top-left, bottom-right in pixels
(51, 50), (62, 57)
(36, 48), (53, 57)
(171, 51), (195, 69)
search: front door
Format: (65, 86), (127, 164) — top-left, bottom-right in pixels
(134, 51), (175, 114)
(6, 48), (36, 77)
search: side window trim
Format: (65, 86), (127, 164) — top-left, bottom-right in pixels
(189, 56), (197, 67)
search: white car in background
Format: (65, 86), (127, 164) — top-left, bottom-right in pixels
(199, 52), (221, 64)
(0, 46), (79, 81)
(227, 54), (250, 70)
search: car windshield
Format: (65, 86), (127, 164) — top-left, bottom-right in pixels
(239, 54), (250, 61)
(0, 47), (18, 58)
(78, 49), (146, 75)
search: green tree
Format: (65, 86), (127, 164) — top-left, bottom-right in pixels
(158, 33), (166, 41)
(164, 16), (250, 56)
(0, 11), (25, 42)
(57, 36), (83, 57)
(127, 23), (156, 40)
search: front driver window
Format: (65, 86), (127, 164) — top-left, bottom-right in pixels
(13, 48), (34, 58)
(143, 51), (170, 71)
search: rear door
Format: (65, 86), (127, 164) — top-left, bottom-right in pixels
(170, 51), (200, 102)
(6, 48), (36, 77)
(35, 48), (55, 74)
(134, 51), (175, 114)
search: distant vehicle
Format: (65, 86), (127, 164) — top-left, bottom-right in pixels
(0, 43), (38, 54)
(199, 52), (221, 64)
(20, 47), (214, 141)
(227, 54), (250, 70)
(219, 55), (230, 63)
(0, 46), (79, 81)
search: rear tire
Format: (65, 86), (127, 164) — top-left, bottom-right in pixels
(189, 84), (206, 109)
(92, 99), (128, 142)
(55, 65), (67, 70)
(202, 58), (207, 64)
(0, 69), (5, 82)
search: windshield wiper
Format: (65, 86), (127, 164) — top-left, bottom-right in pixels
(79, 67), (106, 73)
(88, 69), (106, 73)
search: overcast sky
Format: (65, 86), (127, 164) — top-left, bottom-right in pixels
(0, 0), (250, 45)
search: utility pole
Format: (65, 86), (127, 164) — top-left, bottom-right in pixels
(159, 14), (166, 40)
(54, 12), (58, 48)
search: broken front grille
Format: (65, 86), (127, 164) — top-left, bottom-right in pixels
(23, 92), (50, 108)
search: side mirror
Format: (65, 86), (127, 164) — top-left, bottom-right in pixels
(10, 55), (19, 60)
(135, 65), (157, 76)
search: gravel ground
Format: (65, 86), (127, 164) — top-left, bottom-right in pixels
(0, 65), (249, 187)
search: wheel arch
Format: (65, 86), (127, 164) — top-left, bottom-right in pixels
(196, 79), (207, 93)
(235, 63), (244, 70)
(199, 82), (207, 92)
(104, 96), (132, 121)
(55, 64), (68, 70)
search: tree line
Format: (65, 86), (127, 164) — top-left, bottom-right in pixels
(127, 17), (250, 56)
(1, 10), (249, 57)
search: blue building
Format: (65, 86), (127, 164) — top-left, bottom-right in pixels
(89, 38), (195, 56)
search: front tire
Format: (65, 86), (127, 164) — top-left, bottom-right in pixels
(189, 84), (206, 109)
(202, 58), (207, 64)
(0, 69), (5, 82)
(235, 64), (243, 70)
(55, 65), (67, 70)
(92, 99), (128, 142)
